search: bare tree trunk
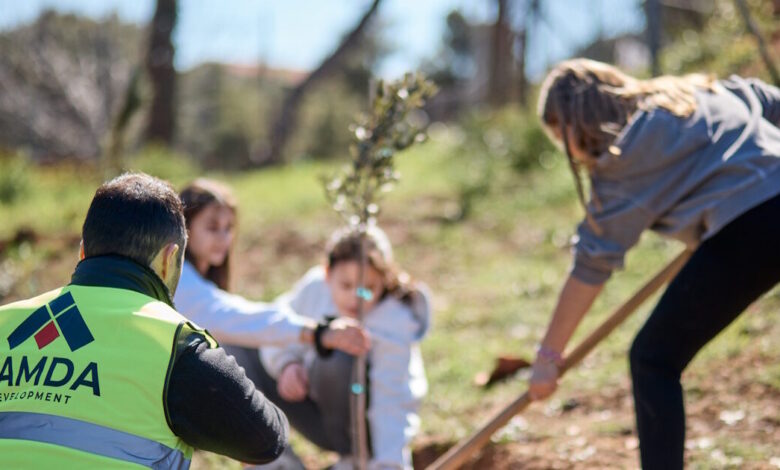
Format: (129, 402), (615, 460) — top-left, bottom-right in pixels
(644, 0), (662, 76)
(145, 0), (177, 145)
(514, 0), (541, 108)
(516, 28), (527, 106)
(260, 0), (382, 166)
(734, 0), (780, 86)
(489, 0), (513, 106)
(107, 67), (142, 175)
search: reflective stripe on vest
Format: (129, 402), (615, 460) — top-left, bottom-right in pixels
(0, 411), (190, 470)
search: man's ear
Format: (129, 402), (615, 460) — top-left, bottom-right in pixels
(160, 243), (180, 280)
(79, 240), (85, 261)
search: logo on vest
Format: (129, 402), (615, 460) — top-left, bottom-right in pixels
(7, 292), (94, 352)
(1, 292), (100, 402)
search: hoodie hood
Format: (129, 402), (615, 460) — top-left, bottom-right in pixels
(406, 283), (432, 340)
(362, 280), (432, 344)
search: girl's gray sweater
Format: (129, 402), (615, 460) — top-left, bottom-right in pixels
(572, 76), (780, 284)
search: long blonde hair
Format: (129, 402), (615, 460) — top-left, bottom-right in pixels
(537, 58), (716, 232)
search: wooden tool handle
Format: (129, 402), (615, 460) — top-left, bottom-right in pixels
(426, 250), (692, 470)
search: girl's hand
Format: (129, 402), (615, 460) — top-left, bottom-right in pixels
(278, 363), (309, 402)
(528, 359), (559, 401)
(529, 275), (604, 401)
(321, 317), (372, 356)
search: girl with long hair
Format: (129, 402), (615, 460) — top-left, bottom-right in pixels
(531, 59), (780, 469)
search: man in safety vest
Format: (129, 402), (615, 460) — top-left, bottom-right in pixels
(0, 173), (288, 469)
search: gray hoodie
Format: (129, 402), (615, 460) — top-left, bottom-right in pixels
(572, 76), (780, 284)
(261, 266), (431, 470)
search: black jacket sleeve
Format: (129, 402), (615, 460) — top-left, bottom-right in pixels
(165, 334), (289, 464)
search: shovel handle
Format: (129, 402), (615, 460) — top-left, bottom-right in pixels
(426, 250), (692, 470)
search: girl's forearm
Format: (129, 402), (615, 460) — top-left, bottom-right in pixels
(298, 318), (319, 344)
(540, 274), (605, 354)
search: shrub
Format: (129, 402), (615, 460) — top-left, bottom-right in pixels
(0, 153), (31, 204)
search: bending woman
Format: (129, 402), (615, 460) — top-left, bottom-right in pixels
(529, 59), (780, 469)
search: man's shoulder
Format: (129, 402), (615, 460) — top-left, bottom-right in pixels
(0, 287), (67, 313)
(141, 300), (191, 323)
(64, 284), (183, 322)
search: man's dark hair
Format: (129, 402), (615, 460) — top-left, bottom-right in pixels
(82, 173), (186, 266)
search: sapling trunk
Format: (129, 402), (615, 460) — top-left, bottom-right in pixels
(322, 74), (437, 469)
(349, 226), (370, 470)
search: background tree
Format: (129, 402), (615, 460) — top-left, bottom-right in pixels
(513, 0), (543, 106)
(145, 0), (177, 145)
(489, 0), (513, 106)
(734, 0), (780, 85)
(645, 0), (663, 76)
(423, 11), (475, 89)
(302, 20), (392, 160)
(261, 0), (383, 166)
(660, 0), (773, 78)
(0, 12), (140, 160)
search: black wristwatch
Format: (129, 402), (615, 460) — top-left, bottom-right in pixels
(314, 316), (337, 358)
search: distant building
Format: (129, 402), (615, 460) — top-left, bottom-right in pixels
(577, 34), (651, 73)
(223, 63), (308, 85)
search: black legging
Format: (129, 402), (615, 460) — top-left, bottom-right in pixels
(630, 194), (780, 469)
(224, 346), (356, 456)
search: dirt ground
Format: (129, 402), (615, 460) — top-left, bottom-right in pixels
(412, 349), (779, 469)
(3, 222), (778, 470)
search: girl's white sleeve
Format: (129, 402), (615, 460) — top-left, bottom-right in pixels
(174, 263), (310, 348)
(260, 341), (309, 380)
(367, 320), (427, 469)
(260, 269), (324, 378)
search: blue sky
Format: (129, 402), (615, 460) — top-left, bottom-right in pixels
(0, 0), (645, 79)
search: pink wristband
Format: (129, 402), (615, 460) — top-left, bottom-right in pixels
(536, 345), (563, 365)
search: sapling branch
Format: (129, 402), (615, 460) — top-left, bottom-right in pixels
(321, 73), (437, 470)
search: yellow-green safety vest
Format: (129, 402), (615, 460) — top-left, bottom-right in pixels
(0, 285), (215, 469)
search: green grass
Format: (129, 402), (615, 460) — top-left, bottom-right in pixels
(1, 136), (777, 468)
